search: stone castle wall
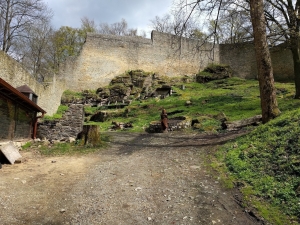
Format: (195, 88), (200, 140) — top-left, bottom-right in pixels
(0, 31), (296, 117)
(0, 51), (65, 115)
(220, 42), (294, 81)
(61, 31), (295, 92)
(60, 31), (218, 91)
(219, 42), (257, 79)
(270, 44), (294, 81)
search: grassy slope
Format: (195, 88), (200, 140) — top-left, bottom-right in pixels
(219, 109), (300, 224)
(87, 77), (300, 133)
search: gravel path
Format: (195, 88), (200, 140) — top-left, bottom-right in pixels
(0, 131), (263, 225)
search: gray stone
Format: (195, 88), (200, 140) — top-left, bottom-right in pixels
(0, 142), (22, 164)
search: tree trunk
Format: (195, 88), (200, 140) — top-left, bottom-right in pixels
(290, 36), (300, 99)
(249, 0), (280, 123)
(222, 115), (262, 131)
(79, 125), (101, 147)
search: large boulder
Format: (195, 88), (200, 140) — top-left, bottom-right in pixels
(108, 84), (132, 102)
(196, 64), (232, 83)
(90, 111), (109, 122)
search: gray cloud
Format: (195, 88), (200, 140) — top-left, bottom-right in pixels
(46, 0), (173, 35)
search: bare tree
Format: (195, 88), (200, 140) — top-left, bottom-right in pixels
(173, 0), (280, 122)
(16, 20), (53, 81)
(81, 17), (97, 33)
(150, 10), (203, 38)
(207, 9), (252, 44)
(250, 0), (280, 122)
(111, 18), (128, 35)
(262, 0), (300, 98)
(0, 0), (52, 54)
(150, 14), (173, 34)
(98, 18), (142, 37)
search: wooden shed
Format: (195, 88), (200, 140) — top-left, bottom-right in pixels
(0, 78), (46, 141)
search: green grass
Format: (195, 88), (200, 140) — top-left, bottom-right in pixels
(61, 89), (85, 102)
(43, 105), (69, 120)
(21, 142), (32, 150)
(38, 133), (110, 156)
(86, 77), (299, 132)
(215, 109), (300, 224)
(84, 106), (100, 115)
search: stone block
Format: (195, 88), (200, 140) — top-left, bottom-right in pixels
(0, 142), (22, 164)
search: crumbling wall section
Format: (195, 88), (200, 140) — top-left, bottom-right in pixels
(37, 104), (84, 140)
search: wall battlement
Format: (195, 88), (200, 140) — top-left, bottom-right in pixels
(87, 33), (153, 45)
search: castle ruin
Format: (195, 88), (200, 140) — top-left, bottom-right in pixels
(0, 31), (295, 115)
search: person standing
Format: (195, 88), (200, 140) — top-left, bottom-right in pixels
(160, 109), (168, 132)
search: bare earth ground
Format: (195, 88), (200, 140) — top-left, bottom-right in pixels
(0, 131), (264, 225)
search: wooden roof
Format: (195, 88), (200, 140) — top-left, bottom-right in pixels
(0, 78), (46, 114)
(16, 85), (37, 96)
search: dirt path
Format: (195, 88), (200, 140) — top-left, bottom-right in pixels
(0, 131), (263, 225)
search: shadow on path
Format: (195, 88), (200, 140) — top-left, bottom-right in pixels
(104, 130), (248, 155)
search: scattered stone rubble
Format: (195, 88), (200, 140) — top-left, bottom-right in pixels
(148, 116), (192, 133)
(61, 70), (173, 108)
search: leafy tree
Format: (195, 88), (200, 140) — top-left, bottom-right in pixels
(50, 26), (86, 70)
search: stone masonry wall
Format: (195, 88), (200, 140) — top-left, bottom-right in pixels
(219, 43), (257, 79)
(270, 44), (294, 81)
(37, 104), (84, 140)
(61, 31), (295, 92)
(220, 42), (294, 81)
(60, 31), (218, 91)
(0, 97), (14, 140)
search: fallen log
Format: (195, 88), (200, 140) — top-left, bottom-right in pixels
(222, 115), (262, 131)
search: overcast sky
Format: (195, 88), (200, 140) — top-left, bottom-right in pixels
(46, 0), (174, 37)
